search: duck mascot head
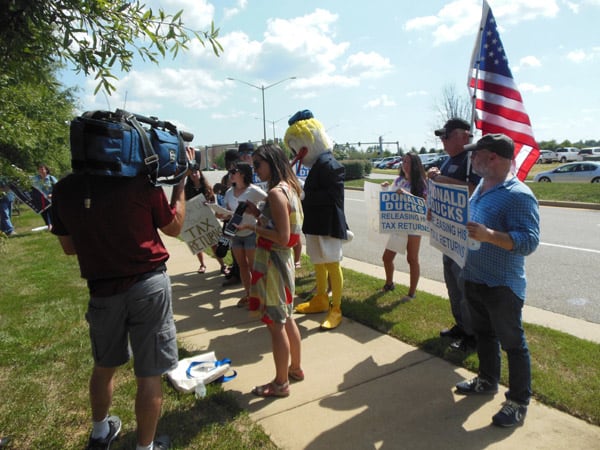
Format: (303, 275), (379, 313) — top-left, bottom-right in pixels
(284, 110), (348, 330)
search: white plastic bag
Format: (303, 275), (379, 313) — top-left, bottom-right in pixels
(166, 351), (235, 393)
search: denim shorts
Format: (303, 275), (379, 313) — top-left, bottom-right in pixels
(85, 271), (179, 377)
(231, 232), (256, 250)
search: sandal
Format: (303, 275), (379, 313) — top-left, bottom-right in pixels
(252, 381), (290, 397)
(237, 296), (249, 308)
(220, 265), (230, 275)
(197, 265), (207, 274)
(288, 366), (305, 382)
(381, 283), (395, 292)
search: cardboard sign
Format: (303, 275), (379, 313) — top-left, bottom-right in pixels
(427, 180), (470, 267)
(181, 194), (222, 254)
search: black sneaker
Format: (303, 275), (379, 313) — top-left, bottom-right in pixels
(450, 336), (477, 353)
(455, 376), (498, 395)
(86, 415), (122, 450)
(154, 435), (171, 450)
(440, 325), (465, 338)
(492, 400), (527, 427)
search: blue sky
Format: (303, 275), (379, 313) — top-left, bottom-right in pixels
(59, 0), (600, 152)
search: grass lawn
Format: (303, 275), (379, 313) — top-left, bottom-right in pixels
(1, 203), (599, 448)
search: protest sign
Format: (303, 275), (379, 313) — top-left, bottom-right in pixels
(181, 194), (222, 254)
(9, 183), (50, 214)
(378, 188), (429, 236)
(427, 181), (470, 267)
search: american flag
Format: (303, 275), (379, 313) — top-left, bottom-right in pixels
(468, 0), (539, 181)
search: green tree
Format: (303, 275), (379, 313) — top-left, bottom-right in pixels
(0, 0), (222, 95)
(0, 64), (76, 178)
(0, 0), (223, 177)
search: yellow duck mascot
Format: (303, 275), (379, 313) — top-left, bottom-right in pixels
(284, 110), (350, 330)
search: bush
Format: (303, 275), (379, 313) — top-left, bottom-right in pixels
(342, 159), (367, 180)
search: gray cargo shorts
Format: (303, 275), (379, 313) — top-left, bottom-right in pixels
(85, 271), (178, 377)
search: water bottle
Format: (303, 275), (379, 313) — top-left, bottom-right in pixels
(194, 382), (206, 399)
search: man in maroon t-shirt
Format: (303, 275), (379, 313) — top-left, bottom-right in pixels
(52, 149), (192, 450)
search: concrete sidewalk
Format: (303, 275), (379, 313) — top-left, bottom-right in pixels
(163, 234), (600, 450)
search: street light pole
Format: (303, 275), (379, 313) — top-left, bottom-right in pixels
(227, 76), (297, 143)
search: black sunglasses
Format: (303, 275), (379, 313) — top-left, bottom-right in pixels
(228, 169), (238, 175)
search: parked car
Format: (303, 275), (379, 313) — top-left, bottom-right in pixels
(533, 162), (600, 183)
(390, 160), (402, 169)
(577, 147), (600, 161)
(375, 157), (396, 169)
(555, 147), (580, 163)
(537, 149), (557, 164)
(382, 156), (402, 169)
(422, 154), (449, 170)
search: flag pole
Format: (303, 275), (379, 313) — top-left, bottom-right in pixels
(468, 0), (489, 135)
(466, 1), (488, 182)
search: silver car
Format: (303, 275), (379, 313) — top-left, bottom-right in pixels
(533, 162), (600, 183)
(537, 149), (557, 164)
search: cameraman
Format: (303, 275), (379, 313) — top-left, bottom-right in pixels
(51, 147), (194, 450)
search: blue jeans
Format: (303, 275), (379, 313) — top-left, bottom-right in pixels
(0, 195), (14, 234)
(465, 281), (531, 405)
(443, 255), (473, 336)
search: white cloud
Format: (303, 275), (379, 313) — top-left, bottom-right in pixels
(364, 95), (396, 109)
(223, 0), (248, 20)
(519, 55), (542, 67)
(109, 68), (228, 114)
(149, 0), (215, 29)
(519, 82), (551, 93)
(213, 31), (262, 70)
(262, 8), (349, 76)
(513, 55), (542, 72)
(405, 0), (559, 45)
(567, 49), (587, 62)
(566, 47), (600, 63)
(564, 1), (580, 13)
(404, 15), (440, 31)
(406, 90), (429, 97)
(343, 51), (393, 79)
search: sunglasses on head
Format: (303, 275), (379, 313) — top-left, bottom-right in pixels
(228, 169), (238, 175)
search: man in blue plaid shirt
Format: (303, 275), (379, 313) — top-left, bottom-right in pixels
(454, 134), (540, 428)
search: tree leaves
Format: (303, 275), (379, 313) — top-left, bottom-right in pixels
(0, 0), (222, 95)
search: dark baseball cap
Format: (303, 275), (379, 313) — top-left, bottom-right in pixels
(238, 142), (254, 154)
(434, 118), (471, 137)
(464, 133), (514, 159)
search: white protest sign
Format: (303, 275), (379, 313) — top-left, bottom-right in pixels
(427, 181), (469, 267)
(378, 189), (429, 236)
(180, 194), (222, 255)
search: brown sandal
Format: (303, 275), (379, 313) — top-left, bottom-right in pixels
(252, 381), (290, 397)
(288, 366), (305, 382)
